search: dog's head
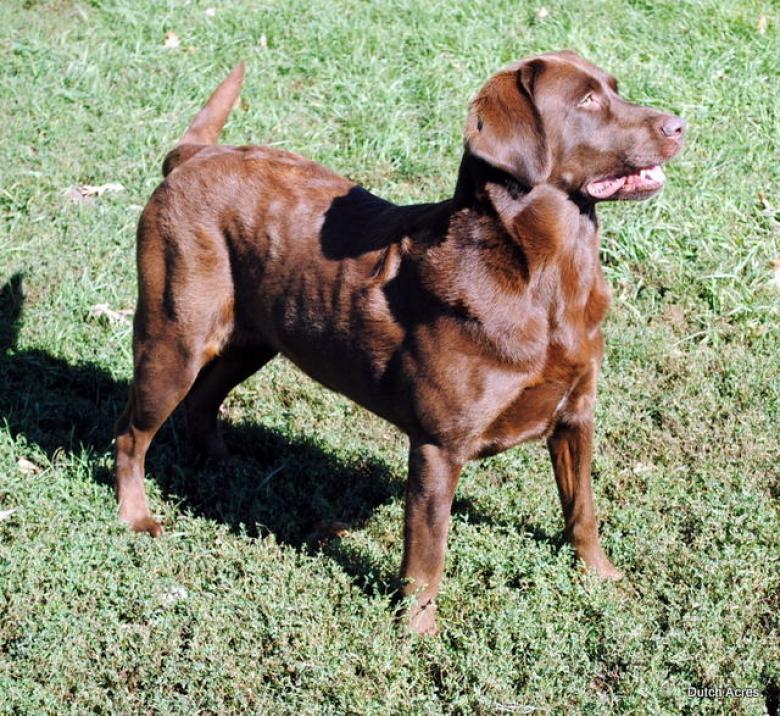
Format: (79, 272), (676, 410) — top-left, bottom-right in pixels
(464, 50), (685, 201)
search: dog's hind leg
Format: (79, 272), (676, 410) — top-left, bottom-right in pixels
(114, 332), (206, 536)
(116, 183), (240, 534)
(185, 344), (277, 461)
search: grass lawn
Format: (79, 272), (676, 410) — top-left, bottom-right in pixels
(1, 0), (778, 713)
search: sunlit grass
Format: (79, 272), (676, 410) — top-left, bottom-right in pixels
(1, 0), (778, 713)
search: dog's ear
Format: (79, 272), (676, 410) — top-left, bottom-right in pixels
(464, 59), (550, 186)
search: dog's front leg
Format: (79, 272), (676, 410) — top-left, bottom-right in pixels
(547, 418), (622, 579)
(398, 442), (463, 635)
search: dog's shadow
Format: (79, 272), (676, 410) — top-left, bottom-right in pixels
(0, 272), (412, 593)
(0, 273), (559, 595)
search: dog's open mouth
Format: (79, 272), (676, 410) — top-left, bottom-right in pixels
(586, 165), (665, 200)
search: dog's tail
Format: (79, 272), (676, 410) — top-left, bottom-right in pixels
(179, 62), (245, 146)
(162, 62), (245, 176)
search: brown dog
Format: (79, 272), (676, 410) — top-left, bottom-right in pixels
(116, 51), (685, 634)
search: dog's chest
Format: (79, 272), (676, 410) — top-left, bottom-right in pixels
(433, 239), (609, 454)
(454, 237), (607, 366)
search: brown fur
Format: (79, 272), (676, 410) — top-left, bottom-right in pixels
(115, 51), (685, 634)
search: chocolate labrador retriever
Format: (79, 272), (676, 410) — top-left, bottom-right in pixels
(116, 50), (685, 634)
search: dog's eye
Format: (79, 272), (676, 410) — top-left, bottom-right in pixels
(578, 92), (596, 108)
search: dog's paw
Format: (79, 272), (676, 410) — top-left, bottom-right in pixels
(579, 548), (623, 580)
(121, 514), (164, 538)
(406, 600), (439, 636)
(594, 561), (623, 581)
(189, 433), (231, 465)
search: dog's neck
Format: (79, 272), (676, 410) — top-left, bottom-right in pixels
(452, 152), (597, 223)
(452, 153), (529, 209)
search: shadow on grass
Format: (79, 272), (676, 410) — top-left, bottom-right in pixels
(0, 273), (560, 595)
(0, 273), (407, 593)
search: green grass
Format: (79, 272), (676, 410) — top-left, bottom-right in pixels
(1, 0), (778, 713)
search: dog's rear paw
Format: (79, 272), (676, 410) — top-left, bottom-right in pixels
(190, 433), (231, 465)
(121, 514), (164, 538)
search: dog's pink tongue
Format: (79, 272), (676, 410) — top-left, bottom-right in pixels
(587, 175), (626, 198)
(587, 166), (666, 198)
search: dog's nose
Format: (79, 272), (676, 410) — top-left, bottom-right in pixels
(657, 114), (686, 139)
